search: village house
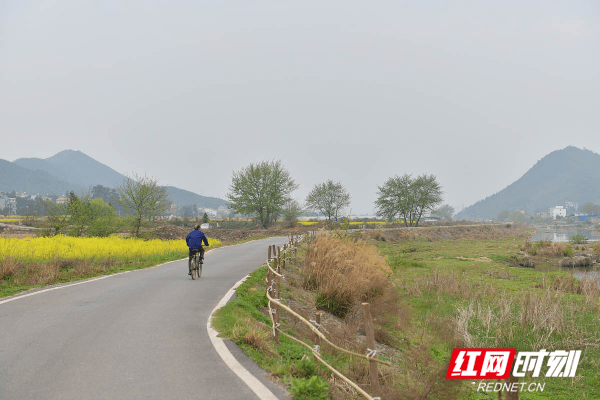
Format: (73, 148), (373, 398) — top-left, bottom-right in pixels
(549, 205), (566, 219)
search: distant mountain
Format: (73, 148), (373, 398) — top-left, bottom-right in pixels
(165, 186), (227, 210)
(0, 158), (83, 195)
(14, 150), (126, 188)
(5, 150), (228, 209)
(455, 146), (600, 220)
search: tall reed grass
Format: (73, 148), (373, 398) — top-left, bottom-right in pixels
(302, 233), (391, 317)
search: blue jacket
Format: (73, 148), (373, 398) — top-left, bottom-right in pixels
(186, 229), (208, 249)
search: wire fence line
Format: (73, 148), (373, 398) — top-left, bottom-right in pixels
(264, 231), (391, 400)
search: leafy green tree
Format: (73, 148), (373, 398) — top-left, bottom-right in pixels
(226, 160), (298, 228)
(580, 202), (600, 216)
(432, 204), (455, 221)
(41, 200), (70, 234)
(202, 212), (209, 223)
(282, 199), (303, 227)
(375, 173), (443, 227)
(91, 184), (124, 214)
(65, 192), (117, 237)
(305, 180), (350, 221)
(181, 204), (198, 218)
(510, 210), (528, 222)
(115, 173), (171, 236)
(496, 209), (510, 221)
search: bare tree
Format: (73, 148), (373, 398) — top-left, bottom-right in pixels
(115, 173), (171, 236)
(305, 180), (351, 221)
(375, 173), (443, 227)
(227, 160), (298, 228)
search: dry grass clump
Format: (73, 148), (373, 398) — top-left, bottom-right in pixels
(520, 240), (566, 256)
(453, 289), (595, 351)
(230, 317), (275, 355)
(361, 224), (529, 243)
(405, 270), (480, 301)
(302, 234), (391, 318)
(0, 258), (22, 281)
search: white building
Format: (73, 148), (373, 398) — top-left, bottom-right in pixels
(549, 206), (566, 219)
(7, 198), (17, 215)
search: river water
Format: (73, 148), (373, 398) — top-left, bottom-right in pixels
(530, 226), (599, 242)
(530, 226), (600, 281)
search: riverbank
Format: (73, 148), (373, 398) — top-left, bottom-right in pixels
(213, 225), (600, 399)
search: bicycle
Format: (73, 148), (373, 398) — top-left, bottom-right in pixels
(188, 247), (206, 280)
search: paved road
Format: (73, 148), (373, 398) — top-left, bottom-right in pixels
(0, 237), (290, 400)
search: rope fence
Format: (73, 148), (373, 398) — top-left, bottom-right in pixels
(264, 232), (388, 400)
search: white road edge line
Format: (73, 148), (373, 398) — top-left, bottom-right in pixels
(207, 275), (281, 400)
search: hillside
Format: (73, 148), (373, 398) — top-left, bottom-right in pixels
(164, 186), (228, 210)
(14, 150), (126, 188)
(6, 150), (228, 209)
(456, 146), (600, 220)
(0, 159), (82, 195)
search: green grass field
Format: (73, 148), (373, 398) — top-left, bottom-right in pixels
(212, 228), (600, 399)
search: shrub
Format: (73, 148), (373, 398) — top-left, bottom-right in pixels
(569, 234), (588, 244)
(291, 357), (317, 378)
(563, 245), (574, 257)
(288, 376), (330, 400)
(521, 240), (565, 257)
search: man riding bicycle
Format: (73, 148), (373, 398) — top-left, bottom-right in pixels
(186, 224), (209, 275)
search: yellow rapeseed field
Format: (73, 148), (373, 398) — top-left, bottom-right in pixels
(0, 236), (222, 263)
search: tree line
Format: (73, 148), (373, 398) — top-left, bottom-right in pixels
(226, 160), (451, 229)
(41, 173), (171, 237)
(23, 161), (452, 236)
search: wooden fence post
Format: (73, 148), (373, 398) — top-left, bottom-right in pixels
(362, 303), (381, 399)
(314, 312), (322, 352)
(268, 245), (272, 261)
(274, 266), (281, 345)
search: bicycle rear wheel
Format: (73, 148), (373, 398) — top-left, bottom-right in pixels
(197, 261), (202, 278)
(190, 257), (195, 280)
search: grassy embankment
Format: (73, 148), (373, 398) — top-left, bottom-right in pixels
(0, 236), (222, 298)
(212, 226), (600, 399)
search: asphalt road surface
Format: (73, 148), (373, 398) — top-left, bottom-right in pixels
(0, 237), (291, 400)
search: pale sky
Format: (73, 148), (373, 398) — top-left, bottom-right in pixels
(1, 1), (599, 214)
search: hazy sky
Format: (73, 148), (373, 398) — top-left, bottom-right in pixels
(1, 1), (599, 214)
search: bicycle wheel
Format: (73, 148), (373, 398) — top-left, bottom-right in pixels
(190, 257), (195, 280)
(197, 260), (202, 278)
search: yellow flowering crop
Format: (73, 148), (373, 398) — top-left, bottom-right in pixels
(0, 236), (221, 263)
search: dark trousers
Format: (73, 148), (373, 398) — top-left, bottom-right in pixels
(189, 247), (205, 259)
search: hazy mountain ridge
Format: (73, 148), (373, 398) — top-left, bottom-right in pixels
(456, 146), (600, 220)
(14, 150), (126, 188)
(0, 159), (84, 195)
(4, 150), (228, 209)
